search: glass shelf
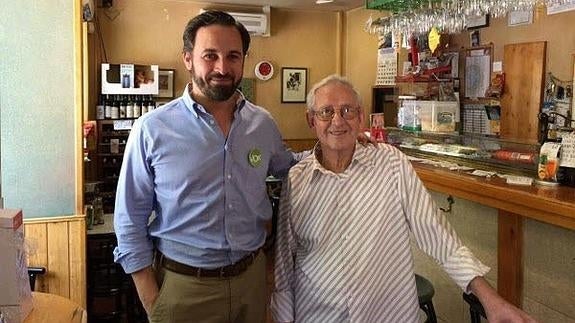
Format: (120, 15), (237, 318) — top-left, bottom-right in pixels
(386, 128), (540, 176)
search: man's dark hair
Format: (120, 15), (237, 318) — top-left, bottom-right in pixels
(183, 10), (251, 55)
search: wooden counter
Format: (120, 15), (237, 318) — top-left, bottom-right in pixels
(412, 162), (575, 308)
(413, 162), (575, 230)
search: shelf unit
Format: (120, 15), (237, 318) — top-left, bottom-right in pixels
(96, 119), (134, 213)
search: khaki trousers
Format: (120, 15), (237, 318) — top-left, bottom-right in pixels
(148, 252), (267, 323)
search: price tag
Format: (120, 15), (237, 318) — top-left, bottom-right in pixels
(113, 119), (133, 130)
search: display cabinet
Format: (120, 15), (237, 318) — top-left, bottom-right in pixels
(386, 128), (540, 176)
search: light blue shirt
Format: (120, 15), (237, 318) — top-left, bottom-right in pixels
(114, 86), (302, 274)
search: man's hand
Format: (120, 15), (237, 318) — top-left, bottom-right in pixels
(357, 131), (378, 147)
(131, 266), (160, 315)
(469, 276), (538, 323)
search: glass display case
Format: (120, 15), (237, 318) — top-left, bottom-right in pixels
(386, 128), (541, 176)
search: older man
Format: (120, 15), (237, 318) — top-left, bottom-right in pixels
(271, 75), (536, 323)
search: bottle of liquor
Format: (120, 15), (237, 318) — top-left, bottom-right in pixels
(104, 94), (112, 119)
(111, 95), (119, 119)
(133, 95), (141, 118)
(126, 95), (134, 119)
(147, 95), (156, 112)
(96, 94), (105, 120)
(119, 95), (127, 119)
(141, 95), (148, 115)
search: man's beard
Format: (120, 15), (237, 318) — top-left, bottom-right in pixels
(192, 68), (242, 102)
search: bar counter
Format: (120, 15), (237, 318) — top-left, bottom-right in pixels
(413, 162), (575, 230)
(411, 161), (575, 308)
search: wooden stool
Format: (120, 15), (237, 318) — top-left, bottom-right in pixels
(463, 292), (486, 323)
(415, 274), (437, 323)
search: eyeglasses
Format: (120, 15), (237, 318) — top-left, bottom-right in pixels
(312, 105), (360, 121)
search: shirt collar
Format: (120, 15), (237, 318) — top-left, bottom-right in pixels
(182, 83), (247, 118)
(310, 142), (374, 180)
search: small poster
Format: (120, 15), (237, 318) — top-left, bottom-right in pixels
(560, 133), (575, 168)
(120, 64), (134, 88)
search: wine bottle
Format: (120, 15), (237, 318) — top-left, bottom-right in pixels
(104, 94), (112, 119)
(141, 95), (148, 115)
(133, 95), (141, 118)
(111, 95), (119, 119)
(119, 95), (127, 119)
(96, 94), (105, 120)
(147, 95), (156, 112)
(126, 95), (134, 118)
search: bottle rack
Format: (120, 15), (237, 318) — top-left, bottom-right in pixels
(96, 120), (132, 213)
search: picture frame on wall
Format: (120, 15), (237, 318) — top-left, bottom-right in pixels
(156, 69), (175, 99)
(470, 30), (481, 47)
(281, 67), (307, 103)
(508, 10), (533, 26)
(466, 15), (489, 29)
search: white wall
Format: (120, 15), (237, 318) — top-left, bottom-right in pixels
(0, 0), (76, 217)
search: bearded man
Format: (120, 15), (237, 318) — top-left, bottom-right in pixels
(113, 11), (304, 323)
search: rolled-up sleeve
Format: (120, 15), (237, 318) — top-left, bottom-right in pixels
(271, 178), (296, 323)
(113, 119), (156, 274)
(397, 154), (490, 291)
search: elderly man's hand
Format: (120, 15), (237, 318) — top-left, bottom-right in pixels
(357, 131), (378, 147)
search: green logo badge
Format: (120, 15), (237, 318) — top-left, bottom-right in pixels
(248, 148), (262, 167)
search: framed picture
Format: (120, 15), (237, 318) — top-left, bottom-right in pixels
(281, 67), (307, 103)
(470, 30), (481, 47)
(156, 69), (175, 98)
(508, 10), (533, 26)
(466, 15), (489, 29)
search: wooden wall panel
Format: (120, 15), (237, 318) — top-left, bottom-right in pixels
(24, 215), (86, 308)
(47, 222), (71, 297)
(68, 219), (86, 306)
(500, 42), (546, 143)
(25, 223), (49, 292)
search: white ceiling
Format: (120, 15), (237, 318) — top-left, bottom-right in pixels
(200, 0), (366, 12)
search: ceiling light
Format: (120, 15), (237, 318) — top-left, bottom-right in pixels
(316, 0), (334, 4)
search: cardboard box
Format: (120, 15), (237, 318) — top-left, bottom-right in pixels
(0, 209), (32, 323)
(101, 63), (159, 95)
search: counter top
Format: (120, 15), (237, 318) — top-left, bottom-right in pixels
(87, 213), (114, 235)
(412, 161), (575, 230)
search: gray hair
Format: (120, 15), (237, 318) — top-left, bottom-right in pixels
(305, 74), (362, 112)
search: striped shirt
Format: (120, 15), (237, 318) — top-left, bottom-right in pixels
(271, 144), (489, 323)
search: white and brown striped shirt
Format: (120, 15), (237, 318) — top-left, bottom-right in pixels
(271, 144), (489, 323)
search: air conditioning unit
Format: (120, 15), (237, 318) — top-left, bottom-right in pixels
(229, 11), (269, 36)
(200, 6), (270, 37)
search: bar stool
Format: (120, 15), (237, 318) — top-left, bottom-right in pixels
(415, 274), (437, 323)
(462, 292), (486, 323)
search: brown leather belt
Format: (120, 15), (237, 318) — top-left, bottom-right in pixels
(157, 249), (260, 278)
